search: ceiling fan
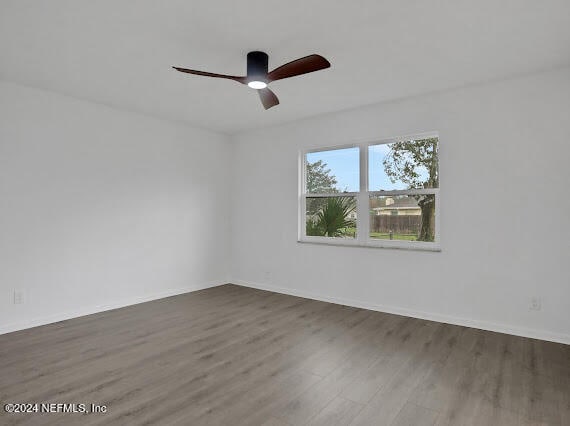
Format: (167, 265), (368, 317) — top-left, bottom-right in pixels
(173, 51), (330, 110)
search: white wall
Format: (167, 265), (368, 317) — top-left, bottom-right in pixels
(230, 67), (570, 344)
(0, 81), (230, 333)
(2, 68), (569, 343)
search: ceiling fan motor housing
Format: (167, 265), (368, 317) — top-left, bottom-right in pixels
(247, 51), (269, 83)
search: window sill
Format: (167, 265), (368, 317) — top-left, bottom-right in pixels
(297, 238), (441, 252)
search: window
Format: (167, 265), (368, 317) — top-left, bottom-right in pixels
(299, 134), (440, 250)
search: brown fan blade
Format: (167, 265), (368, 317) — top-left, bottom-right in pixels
(258, 88), (279, 110)
(172, 67), (247, 84)
(267, 54), (330, 82)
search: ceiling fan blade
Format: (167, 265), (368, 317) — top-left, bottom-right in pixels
(172, 67), (246, 84)
(268, 54), (330, 82)
(258, 88), (279, 109)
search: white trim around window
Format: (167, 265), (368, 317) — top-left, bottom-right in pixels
(298, 133), (441, 251)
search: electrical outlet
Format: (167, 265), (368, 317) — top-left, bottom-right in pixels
(13, 290), (24, 305)
(530, 297), (541, 311)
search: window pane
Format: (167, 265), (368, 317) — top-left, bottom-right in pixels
(306, 196), (357, 238)
(369, 194), (436, 242)
(369, 137), (438, 190)
(306, 147), (359, 193)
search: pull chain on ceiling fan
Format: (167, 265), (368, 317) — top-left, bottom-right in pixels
(173, 51), (331, 109)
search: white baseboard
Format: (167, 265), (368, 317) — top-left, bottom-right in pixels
(0, 281), (225, 336)
(233, 279), (570, 345)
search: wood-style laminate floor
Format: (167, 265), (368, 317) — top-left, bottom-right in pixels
(0, 284), (568, 425)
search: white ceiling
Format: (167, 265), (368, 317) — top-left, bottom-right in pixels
(1, 1), (569, 134)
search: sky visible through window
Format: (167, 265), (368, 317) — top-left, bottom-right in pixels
(306, 144), (429, 192)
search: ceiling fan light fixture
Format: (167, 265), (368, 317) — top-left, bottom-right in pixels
(173, 51), (330, 109)
(247, 80), (268, 89)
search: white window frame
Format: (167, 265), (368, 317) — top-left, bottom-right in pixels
(298, 132), (441, 251)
